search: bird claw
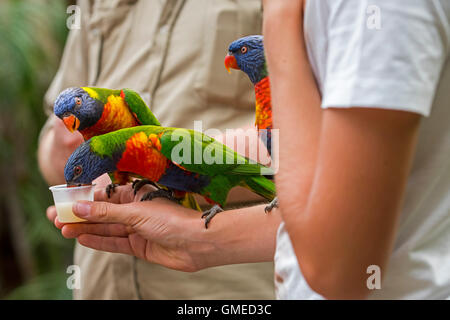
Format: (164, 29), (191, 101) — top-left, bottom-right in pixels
(201, 204), (224, 229)
(140, 189), (177, 203)
(105, 183), (119, 198)
(132, 179), (159, 195)
(264, 197), (278, 213)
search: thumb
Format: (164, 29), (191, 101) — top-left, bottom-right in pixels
(73, 200), (133, 225)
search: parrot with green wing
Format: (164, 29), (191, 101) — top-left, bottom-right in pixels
(54, 87), (160, 140)
(53, 87), (200, 210)
(64, 125), (276, 228)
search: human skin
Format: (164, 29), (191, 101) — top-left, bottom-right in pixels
(263, 0), (421, 299)
(55, 0), (421, 299)
(52, 184), (282, 271)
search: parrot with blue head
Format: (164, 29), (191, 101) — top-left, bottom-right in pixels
(225, 35), (278, 212)
(224, 35), (272, 157)
(54, 87), (200, 210)
(54, 87), (160, 140)
(65, 125), (276, 228)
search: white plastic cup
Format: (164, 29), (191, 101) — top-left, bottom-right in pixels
(49, 184), (95, 223)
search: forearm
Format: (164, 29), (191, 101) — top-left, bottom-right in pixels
(194, 204), (282, 269)
(263, 1), (322, 224)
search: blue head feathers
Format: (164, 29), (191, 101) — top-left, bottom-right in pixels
(64, 140), (117, 185)
(54, 87), (104, 132)
(227, 35), (266, 84)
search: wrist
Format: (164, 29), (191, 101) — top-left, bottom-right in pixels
(185, 205), (281, 270)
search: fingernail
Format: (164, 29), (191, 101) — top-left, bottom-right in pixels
(73, 201), (91, 217)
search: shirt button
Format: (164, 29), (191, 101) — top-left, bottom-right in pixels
(159, 25), (169, 35)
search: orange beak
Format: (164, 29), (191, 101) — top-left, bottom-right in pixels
(62, 114), (80, 133)
(224, 54), (239, 73)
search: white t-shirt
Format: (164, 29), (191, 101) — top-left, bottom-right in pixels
(275, 0), (450, 299)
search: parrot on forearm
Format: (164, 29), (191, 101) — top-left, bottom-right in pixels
(64, 125), (276, 228)
(225, 36), (278, 212)
(53, 87), (200, 210)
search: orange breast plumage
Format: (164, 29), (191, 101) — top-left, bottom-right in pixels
(80, 94), (139, 140)
(116, 132), (168, 182)
(254, 76), (272, 130)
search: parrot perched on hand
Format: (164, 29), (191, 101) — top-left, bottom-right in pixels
(64, 125), (276, 228)
(53, 87), (200, 210)
(225, 35), (278, 213)
(224, 35), (272, 156)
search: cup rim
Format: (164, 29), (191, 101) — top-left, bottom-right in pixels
(49, 184), (96, 192)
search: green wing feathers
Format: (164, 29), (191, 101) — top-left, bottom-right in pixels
(159, 127), (271, 176)
(121, 89), (161, 126)
(241, 176), (276, 201)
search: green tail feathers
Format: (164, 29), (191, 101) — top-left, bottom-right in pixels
(242, 176), (276, 201)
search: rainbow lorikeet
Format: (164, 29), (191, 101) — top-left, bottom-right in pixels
(64, 125), (276, 228)
(225, 36), (278, 212)
(53, 87), (199, 210)
(224, 35), (272, 157)
(54, 87), (160, 140)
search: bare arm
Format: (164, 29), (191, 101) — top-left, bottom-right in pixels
(263, 0), (421, 299)
(289, 108), (420, 299)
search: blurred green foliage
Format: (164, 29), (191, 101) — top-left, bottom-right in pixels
(0, 0), (73, 299)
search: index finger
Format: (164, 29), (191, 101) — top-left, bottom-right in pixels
(94, 184), (135, 204)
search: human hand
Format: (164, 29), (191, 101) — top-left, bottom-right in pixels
(46, 173), (112, 224)
(57, 184), (215, 272)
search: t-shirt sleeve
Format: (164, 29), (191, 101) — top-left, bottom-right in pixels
(322, 0), (450, 116)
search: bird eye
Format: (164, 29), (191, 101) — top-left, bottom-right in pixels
(74, 97), (82, 106)
(73, 165), (83, 176)
(240, 46), (248, 54)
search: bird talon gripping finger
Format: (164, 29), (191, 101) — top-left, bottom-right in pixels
(54, 87), (201, 211)
(140, 189), (178, 203)
(105, 183), (119, 198)
(132, 179), (160, 195)
(64, 126), (276, 226)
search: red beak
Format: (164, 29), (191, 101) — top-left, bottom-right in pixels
(224, 54), (239, 73)
(62, 114), (80, 133)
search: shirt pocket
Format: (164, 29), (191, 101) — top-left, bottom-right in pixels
(86, 0), (138, 85)
(194, 0), (263, 110)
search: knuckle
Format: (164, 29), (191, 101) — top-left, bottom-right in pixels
(95, 202), (109, 219)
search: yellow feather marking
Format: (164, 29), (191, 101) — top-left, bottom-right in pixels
(81, 87), (99, 99)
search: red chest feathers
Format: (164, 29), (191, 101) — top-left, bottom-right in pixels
(80, 95), (139, 140)
(116, 132), (169, 182)
(254, 77), (272, 130)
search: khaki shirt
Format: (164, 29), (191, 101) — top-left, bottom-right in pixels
(44, 0), (274, 299)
